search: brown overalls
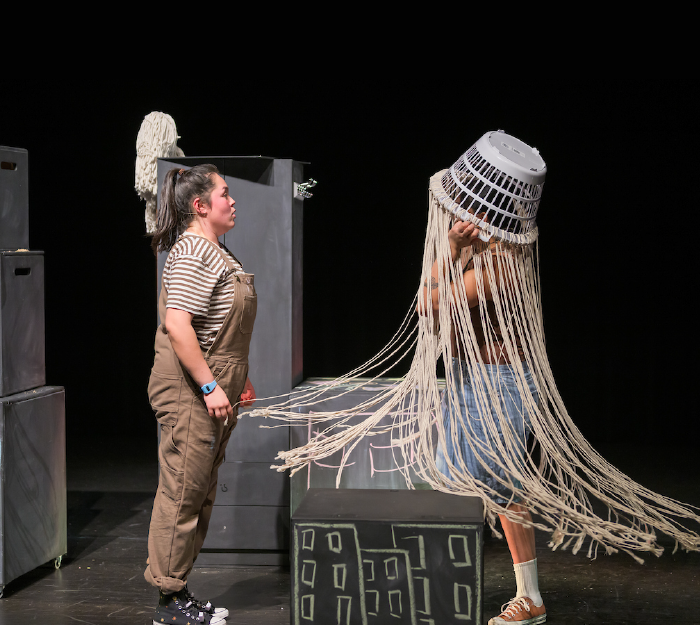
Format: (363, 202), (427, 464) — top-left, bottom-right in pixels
(144, 242), (257, 593)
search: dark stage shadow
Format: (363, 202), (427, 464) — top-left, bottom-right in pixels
(65, 490), (155, 562)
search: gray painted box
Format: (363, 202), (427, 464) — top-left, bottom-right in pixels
(0, 146), (29, 251)
(214, 461), (289, 507)
(291, 489), (483, 625)
(289, 378), (444, 515)
(0, 386), (67, 595)
(203, 505), (290, 551)
(0, 251), (46, 397)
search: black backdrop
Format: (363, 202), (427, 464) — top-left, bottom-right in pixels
(1, 79), (698, 457)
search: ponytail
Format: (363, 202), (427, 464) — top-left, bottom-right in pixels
(150, 164), (219, 254)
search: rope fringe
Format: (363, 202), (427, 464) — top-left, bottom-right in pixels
(249, 172), (700, 560)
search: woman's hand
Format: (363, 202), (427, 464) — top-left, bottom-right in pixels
(240, 377), (256, 407)
(448, 220), (480, 261)
(203, 385), (234, 419)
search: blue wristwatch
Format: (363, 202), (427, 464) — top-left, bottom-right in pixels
(201, 381), (217, 395)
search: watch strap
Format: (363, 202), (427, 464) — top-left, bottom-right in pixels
(201, 380), (217, 395)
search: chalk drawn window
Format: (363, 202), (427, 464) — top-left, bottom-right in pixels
(448, 534), (472, 567)
(333, 564), (347, 590)
(301, 560), (316, 588)
(302, 529), (315, 551)
(384, 556), (398, 580)
(363, 559), (375, 581)
(399, 534), (426, 570)
(337, 596), (352, 625)
(453, 583), (472, 620)
(327, 531), (343, 553)
(414, 576), (431, 615)
(388, 589), (403, 617)
(301, 594), (314, 620)
(366, 589), (380, 616)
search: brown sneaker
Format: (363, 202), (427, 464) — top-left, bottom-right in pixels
(488, 596), (547, 624)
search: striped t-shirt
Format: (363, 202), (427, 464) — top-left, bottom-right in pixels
(163, 232), (246, 349)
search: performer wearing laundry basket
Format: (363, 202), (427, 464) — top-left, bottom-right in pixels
(429, 218), (546, 624)
(420, 134), (548, 624)
(249, 131), (700, 625)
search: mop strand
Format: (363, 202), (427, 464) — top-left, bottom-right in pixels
(135, 111), (185, 234)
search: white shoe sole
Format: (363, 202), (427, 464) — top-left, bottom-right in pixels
(489, 614), (546, 625)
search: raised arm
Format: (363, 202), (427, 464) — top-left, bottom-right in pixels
(418, 220), (484, 315)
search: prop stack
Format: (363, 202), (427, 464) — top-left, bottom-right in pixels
(0, 146), (67, 598)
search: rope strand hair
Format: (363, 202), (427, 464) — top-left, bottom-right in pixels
(150, 164), (220, 254)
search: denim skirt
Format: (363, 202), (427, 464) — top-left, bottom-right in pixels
(436, 357), (538, 504)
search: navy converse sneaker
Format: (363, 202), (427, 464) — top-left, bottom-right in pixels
(184, 584), (229, 620)
(152, 590), (227, 625)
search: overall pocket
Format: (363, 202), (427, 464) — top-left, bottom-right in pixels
(158, 423), (185, 502)
(240, 294), (257, 334)
(148, 370), (182, 426)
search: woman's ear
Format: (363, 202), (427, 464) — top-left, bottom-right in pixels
(192, 196), (208, 216)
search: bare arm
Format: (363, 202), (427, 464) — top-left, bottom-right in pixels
(418, 220), (484, 315)
(165, 308), (233, 419)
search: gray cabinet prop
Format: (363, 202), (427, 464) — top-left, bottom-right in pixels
(0, 147), (29, 251)
(0, 251), (46, 397)
(0, 386), (67, 596)
(155, 157), (305, 564)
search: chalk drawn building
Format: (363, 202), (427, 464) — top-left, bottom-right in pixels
(295, 524), (366, 624)
(292, 490), (483, 625)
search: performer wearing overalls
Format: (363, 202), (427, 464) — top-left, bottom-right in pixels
(145, 164), (256, 625)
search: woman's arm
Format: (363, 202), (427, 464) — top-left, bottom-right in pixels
(165, 308), (233, 419)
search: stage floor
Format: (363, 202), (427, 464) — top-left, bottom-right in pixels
(0, 441), (698, 625)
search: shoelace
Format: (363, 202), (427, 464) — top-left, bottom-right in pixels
(499, 597), (531, 619)
(174, 598), (205, 622)
(185, 586), (213, 611)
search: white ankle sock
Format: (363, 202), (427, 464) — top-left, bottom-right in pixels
(513, 558), (542, 606)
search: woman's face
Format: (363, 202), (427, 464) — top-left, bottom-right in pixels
(203, 174), (236, 235)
